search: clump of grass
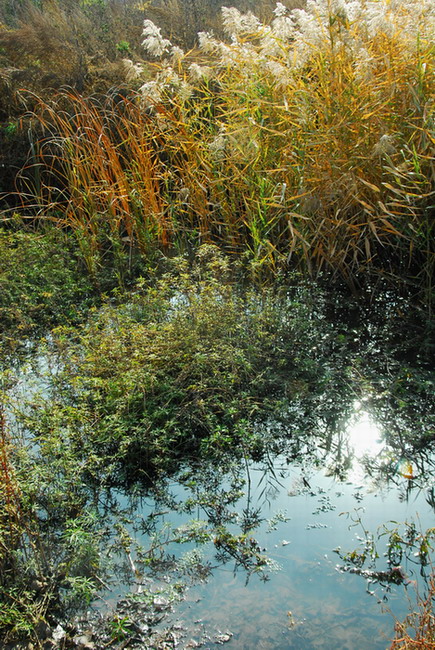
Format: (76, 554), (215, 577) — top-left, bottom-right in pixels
(21, 90), (171, 278)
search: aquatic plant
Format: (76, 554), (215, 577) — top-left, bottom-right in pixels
(0, 385), (106, 643)
(1, 243), (434, 645)
(335, 510), (435, 648)
(20, 247), (332, 487)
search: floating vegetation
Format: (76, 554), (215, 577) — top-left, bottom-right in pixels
(0, 246), (433, 647)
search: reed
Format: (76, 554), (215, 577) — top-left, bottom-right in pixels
(18, 0), (434, 292)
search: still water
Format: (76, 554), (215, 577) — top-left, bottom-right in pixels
(114, 403), (434, 649)
(7, 345), (434, 648)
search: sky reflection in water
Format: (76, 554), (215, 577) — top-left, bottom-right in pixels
(10, 349), (433, 649)
(118, 399), (434, 650)
(174, 465), (432, 648)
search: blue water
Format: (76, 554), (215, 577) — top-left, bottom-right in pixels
(115, 443), (434, 649)
(8, 349), (434, 648)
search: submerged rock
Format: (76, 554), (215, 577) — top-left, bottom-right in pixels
(153, 596), (171, 611)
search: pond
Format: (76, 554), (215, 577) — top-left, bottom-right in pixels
(97, 400), (435, 649)
(2, 279), (434, 649)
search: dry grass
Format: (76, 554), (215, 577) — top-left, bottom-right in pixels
(13, 1), (435, 291)
(0, 407), (22, 568)
(390, 574), (435, 649)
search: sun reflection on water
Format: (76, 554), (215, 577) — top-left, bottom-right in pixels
(346, 399), (384, 459)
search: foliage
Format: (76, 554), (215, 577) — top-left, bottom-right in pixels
(0, 0), (144, 116)
(336, 513), (435, 648)
(0, 225), (95, 352)
(0, 395), (103, 643)
(0, 375), (287, 645)
(390, 574), (435, 649)
(0, 0), (282, 116)
(0, 246), (327, 643)
(19, 246), (333, 487)
(0, 244), (433, 645)
(0, 3), (433, 641)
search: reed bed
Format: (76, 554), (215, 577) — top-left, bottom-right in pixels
(18, 0), (434, 291)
